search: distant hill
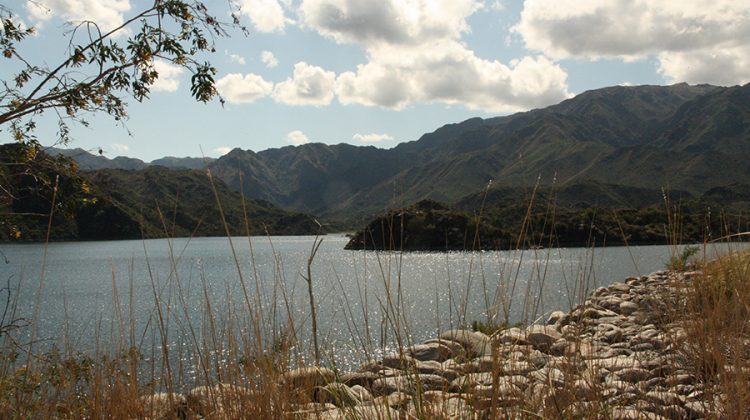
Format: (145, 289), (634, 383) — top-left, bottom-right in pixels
(48, 147), (149, 170)
(1, 145), (318, 241)
(47, 148), (216, 170)
(150, 156), (215, 169)
(77, 167), (318, 239)
(207, 83), (750, 223)
(453, 181), (691, 213)
(34, 83), (750, 233)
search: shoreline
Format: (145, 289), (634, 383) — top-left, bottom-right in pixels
(142, 269), (719, 418)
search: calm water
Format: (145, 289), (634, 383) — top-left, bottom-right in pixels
(0, 236), (738, 372)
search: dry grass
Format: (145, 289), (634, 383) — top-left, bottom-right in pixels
(1, 179), (748, 419)
(675, 248), (750, 418)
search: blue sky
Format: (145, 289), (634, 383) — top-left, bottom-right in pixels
(2, 0), (748, 161)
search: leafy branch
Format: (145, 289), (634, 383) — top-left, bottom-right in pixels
(0, 0), (245, 145)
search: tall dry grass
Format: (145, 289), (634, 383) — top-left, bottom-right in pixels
(0, 174), (748, 419)
(675, 247), (750, 418)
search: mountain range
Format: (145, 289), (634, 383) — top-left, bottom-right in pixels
(47, 148), (216, 171)
(1, 144), (318, 241)
(208, 83), (750, 223)
(49, 83), (750, 227)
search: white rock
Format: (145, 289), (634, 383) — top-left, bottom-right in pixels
(530, 367), (565, 386)
(439, 329), (492, 357)
(525, 325), (562, 351)
(409, 342), (453, 362)
(619, 301), (639, 315)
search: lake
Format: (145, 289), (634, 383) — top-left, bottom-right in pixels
(0, 235), (736, 373)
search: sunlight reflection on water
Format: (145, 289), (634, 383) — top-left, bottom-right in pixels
(3, 236), (743, 373)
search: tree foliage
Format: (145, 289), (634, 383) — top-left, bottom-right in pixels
(1, 1), (243, 144)
(0, 1), (244, 238)
(344, 198), (748, 251)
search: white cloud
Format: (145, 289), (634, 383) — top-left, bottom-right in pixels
(273, 62), (336, 105)
(301, 0), (571, 112)
(513, 0), (750, 85)
(110, 143), (129, 152)
(213, 146), (232, 156)
(336, 41), (570, 112)
(286, 130), (310, 145)
(300, 0), (481, 46)
(227, 52), (246, 65)
(658, 45), (750, 86)
(237, 0), (288, 32)
(352, 133), (394, 143)
(151, 60), (184, 92)
(261, 50), (279, 68)
(26, 0), (131, 32)
(216, 73), (274, 104)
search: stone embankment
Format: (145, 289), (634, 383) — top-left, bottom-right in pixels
(144, 270), (716, 418)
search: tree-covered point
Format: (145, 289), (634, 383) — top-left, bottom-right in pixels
(345, 196), (750, 251)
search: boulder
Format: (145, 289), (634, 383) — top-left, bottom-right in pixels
(439, 329), (491, 357)
(530, 367), (565, 387)
(423, 339), (466, 358)
(471, 382), (521, 399)
(617, 367), (652, 383)
(593, 355), (642, 371)
(547, 310), (568, 325)
(451, 372), (493, 390)
(501, 360), (536, 376)
(582, 307), (618, 319)
(380, 354), (416, 370)
(414, 359), (443, 375)
(371, 376), (410, 396)
(609, 282), (631, 293)
(371, 373), (447, 395)
(414, 374), (451, 392)
(340, 371), (380, 388)
(645, 391), (682, 406)
(619, 301), (640, 315)
(409, 342), (453, 362)
(349, 385), (373, 402)
(374, 391), (411, 409)
(599, 296), (623, 310)
(315, 383), (361, 408)
(525, 325), (562, 351)
(494, 327), (529, 346)
(282, 367), (336, 390)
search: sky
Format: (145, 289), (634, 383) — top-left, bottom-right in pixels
(2, 0), (749, 161)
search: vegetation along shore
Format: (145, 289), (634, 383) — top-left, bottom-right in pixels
(54, 256), (749, 419)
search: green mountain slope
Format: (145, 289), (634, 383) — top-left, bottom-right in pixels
(40, 83), (750, 229)
(209, 83), (746, 222)
(1, 145), (319, 241)
(80, 167), (319, 239)
(48, 148), (216, 170)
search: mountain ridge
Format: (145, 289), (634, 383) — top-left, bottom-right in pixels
(1, 144), (318, 241)
(47, 83), (750, 225)
(47, 147), (217, 171)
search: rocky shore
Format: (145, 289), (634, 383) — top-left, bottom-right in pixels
(143, 270), (721, 418)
